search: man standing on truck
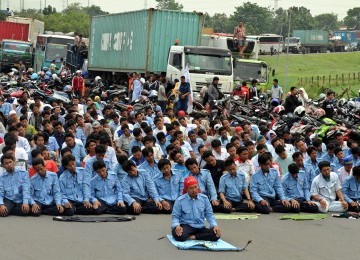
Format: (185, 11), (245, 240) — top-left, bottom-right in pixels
(177, 76), (190, 113)
(233, 21), (247, 58)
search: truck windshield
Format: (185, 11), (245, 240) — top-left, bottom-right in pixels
(45, 43), (67, 61)
(185, 54), (232, 75)
(234, 61), (267, 83)
(285, 38), (299, 44)
(3, 42), (32, 53)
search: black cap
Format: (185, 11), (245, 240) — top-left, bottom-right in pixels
(213, 76), (219, 81)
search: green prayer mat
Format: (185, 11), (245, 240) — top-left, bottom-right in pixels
(215, 214), (259, 220)
(279, 214), (327, 221)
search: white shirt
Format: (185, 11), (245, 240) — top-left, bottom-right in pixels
(61, 138), (83, 149)
(153, 126), (167, 137)
(16, 147), (28, 161)
(311, 172), (341, 201)
(17, 136), (31, 153)
(337, 167), (352, 184)
(212, 148), (229, 161)
(106, 146), (118, 165)
(251, 154), (260, 171)
(236, 159), (255, 184)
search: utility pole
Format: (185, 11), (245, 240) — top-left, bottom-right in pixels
(284, 10), (291, 89)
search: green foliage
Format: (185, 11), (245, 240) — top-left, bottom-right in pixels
(43, 12), (89, 36)
(14, 9), (43, 21)
(155, 0), (183, 11)
(229, 2), (273, 35)
(315, 13), (339, 31)
(206, 13), (231, 33)
(83, 5), (109, 16)
(343, 7), (360, 29)
(42, 5), (56, 15)
(0, 13), (6, 21)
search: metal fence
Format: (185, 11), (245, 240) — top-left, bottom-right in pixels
(298, 72), (360, 87)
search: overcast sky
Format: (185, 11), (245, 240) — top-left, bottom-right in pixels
(2, 0), (356, 19)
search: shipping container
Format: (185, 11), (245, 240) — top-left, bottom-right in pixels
(88, 9), (204, 73)
(356, 31), (360, 40)
(292, 30), (329, 45)
(6, 17), (44, 45)
(0, 21), (29, 42)
(333, 31), (357, 43)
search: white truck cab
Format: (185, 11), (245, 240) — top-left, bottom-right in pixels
(167, 45), (233, 93)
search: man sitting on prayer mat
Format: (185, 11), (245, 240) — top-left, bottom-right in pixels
(171, 176), (221, 242)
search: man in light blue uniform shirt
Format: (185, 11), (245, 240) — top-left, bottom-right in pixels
(121, 160), (162, 215)
(172, 176), (221, 242)
(250, 153), (292, 214)
(63, 133), (86, 166)
(59, 154), (94, 215)
(29, 158), (72, 216)
(138, 147), (161, 178)
(218, 158), (255, 213)
(281, 163), (318, 213)
(342, 166), (360, 212)
(112, 155), (129, 181)
(188, 130), (205, 157)
(293, 152), (318, 188)
(90, 160), (127, 215)
(84, 145), (111, 177)
(0, 154), (32, 217)
(153, 159), (182, 213)
(181, 158), (220, 212)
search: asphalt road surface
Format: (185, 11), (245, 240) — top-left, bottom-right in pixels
(1, 213), (359, 260)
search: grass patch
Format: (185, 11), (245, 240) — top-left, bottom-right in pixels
(261, 52), (360, 98)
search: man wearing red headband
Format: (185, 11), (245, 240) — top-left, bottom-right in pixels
(172, 176), (221, 242)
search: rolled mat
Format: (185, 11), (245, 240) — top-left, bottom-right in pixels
(215, 214), (259, 220)
(279, 214), (327, 220)
(53, 216), (136, 222)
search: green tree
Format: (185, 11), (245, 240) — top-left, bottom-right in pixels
(209, 13), (230, 33)
(62, 2), (82, 14)
(83, 5), (109, 16)
(229, 2), (273, 35)
(14, 9), (43, 20)
(287, 6), (316, 31)
(0, 13), (6, 21)
(343, 7), (360, 29)
(314, 13), (339, 31)
(270, 7), (288, 36)
(42, 5), (57, 15)
(155, 0), (183, 11)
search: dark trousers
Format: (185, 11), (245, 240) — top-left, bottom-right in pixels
(1, 198), (30, 217)
(219, 199), (254, 213)
(126, 198), (160, 215)
(159, 199), (174, 214)
(255, 196), (295, 214)
(348, 199), (360, 212)
(177, 99), (188, 112)
(68, 200), (94, 215)
(158, 100), (167, 112)
(295, 198), (319, 213)
(172, 224), (220, 242)
(37, 203), (74, 216)
(93, 200), (127, 215)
